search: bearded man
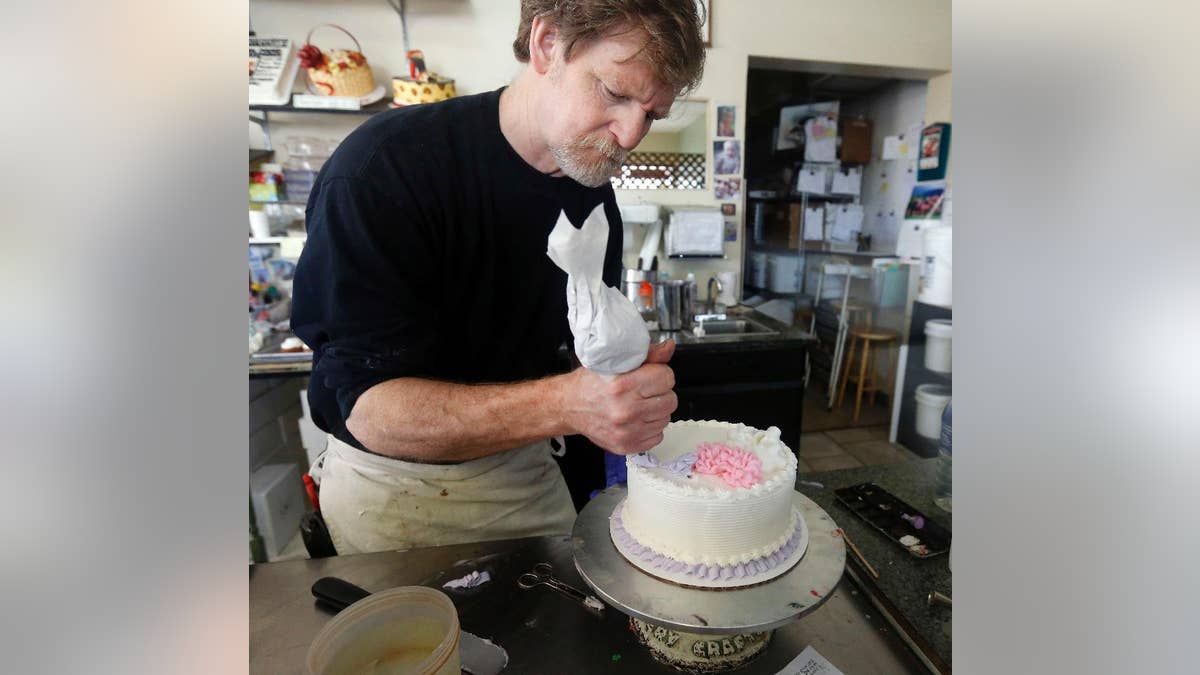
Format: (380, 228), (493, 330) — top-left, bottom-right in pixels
(291, 1), (706, 555)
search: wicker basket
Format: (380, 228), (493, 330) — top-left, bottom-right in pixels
(299, 24), (376, 98)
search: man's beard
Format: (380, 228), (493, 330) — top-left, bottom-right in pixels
(549, 135), (627, 188)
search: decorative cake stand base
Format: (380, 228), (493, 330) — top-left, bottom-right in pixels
(573, 487), (845, 635)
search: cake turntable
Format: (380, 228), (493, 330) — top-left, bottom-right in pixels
(573, 486), (846, 671)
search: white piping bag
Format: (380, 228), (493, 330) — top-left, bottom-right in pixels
(546, 204), (650, 376)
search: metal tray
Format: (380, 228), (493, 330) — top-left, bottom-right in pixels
(833, 482), (950, 558)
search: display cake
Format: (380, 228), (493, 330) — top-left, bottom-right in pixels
(611, 420), (806, 588)
(392, 49), (456, 106)
(298, 25), (376, 98)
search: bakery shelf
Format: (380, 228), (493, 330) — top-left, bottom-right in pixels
(249, 98), (393, 115)
(747, 193), (858, 203)
(249, 149), (274, 165)
(250, 199), (309, 207)
(249, 235), (307, 246)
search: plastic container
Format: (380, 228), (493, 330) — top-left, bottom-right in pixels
(306, 586), (461, 675)
(283, 136), (334, 203)
(914, 384), (952, 439)
(766, 253), (802, 293)
(918, 225), (952, 307)
(250, 463), (305, 557)
(923, 319), (953, 373)
(934, 401), (952, 513)
(871, 260), (909, 308)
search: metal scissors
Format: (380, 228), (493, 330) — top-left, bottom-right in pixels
(517, 562), (605, 614)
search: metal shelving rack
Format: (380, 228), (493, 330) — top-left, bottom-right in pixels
(249, 97), (391, 151)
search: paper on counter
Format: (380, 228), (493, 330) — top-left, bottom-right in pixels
(775, 645), (845, 674)
(547, 204), (650, 376)
(442, 570), (491, 590)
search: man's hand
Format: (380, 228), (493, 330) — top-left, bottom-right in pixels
(560, 339), (678, 455)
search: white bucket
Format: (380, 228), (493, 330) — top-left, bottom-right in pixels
(914, 384), (952, 439)
(923, 319), (952, 373)
(307, 586), (461, 675)
(919, 226), (952, 307)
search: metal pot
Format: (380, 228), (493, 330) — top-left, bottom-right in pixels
(655, 279), (696, 331)
(623, 269), (657, 304)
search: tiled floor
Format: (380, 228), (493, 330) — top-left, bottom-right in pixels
(797, 369), (918, 470)
(801, 377), (894, 433)
(796, 425), (921, 473)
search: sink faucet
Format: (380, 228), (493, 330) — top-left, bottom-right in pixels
(706, 276), (724, 314)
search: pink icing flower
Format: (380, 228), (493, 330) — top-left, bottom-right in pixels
(692, 443), (762, 488)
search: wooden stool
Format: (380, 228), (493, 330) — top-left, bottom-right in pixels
(837, 326), (898, 421)
(831, 301), (874, 329)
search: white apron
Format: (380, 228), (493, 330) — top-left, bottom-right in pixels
(312, 434), (578, 555)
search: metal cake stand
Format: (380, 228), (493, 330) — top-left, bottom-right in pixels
(573, 486), (846, 635)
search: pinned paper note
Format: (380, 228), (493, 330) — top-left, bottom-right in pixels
(775, 645), (844, 674)
(668, 208), (724, 255)
(803, 206), (825, 241)
(830, 205), (864, 242)
(882, 134), (919, 160)
(796, 164), (828, 195)
(830, 167), (862, 196)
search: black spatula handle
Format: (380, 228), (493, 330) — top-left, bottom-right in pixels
(312, 576), (372, 612)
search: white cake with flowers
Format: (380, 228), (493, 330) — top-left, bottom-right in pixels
(610, 420), (807, 588)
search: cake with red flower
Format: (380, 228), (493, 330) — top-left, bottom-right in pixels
(298, 28), (376, 98)
(392, 49), (456, 106)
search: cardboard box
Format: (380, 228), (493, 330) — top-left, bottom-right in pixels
(839, 118), (873, 164)
(787, 204), (803, 248)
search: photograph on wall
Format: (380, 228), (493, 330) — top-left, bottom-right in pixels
(721, 203), (736, 216)
(776, 101), (839, 152)
(724, 219), (738, 242)
(905, 183), (946, 219)
(713, 139), (741, 174)
(716, 104), (736, 137)
(714, 176), (741, 201)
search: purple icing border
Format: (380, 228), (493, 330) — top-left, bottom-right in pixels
(610, 503), (805, 582)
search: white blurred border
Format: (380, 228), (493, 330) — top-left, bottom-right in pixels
(0, 0), (248, 672)
(956, 0), (1199, 672)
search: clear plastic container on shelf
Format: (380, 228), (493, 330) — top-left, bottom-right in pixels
(282, 136), (334, 203)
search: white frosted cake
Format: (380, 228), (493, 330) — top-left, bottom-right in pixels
(610, 420), (806, 588)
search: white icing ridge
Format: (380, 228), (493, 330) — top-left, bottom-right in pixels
(623, 506), (801, 567)
(622, 420), (800, 567)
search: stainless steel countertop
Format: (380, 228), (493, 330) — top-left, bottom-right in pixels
(250, 534), (928, 673)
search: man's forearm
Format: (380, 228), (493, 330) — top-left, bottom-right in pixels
(346, 374), (573, 462)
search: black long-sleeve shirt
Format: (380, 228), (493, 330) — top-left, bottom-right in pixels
(291, 88), (623, 452)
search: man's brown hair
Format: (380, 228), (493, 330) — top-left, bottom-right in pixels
(513, 0), (706, 95)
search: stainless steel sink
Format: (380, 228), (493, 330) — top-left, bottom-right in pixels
(684, 318), (778, 338)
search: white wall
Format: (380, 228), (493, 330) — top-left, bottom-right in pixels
(248, 0), (951, 298)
